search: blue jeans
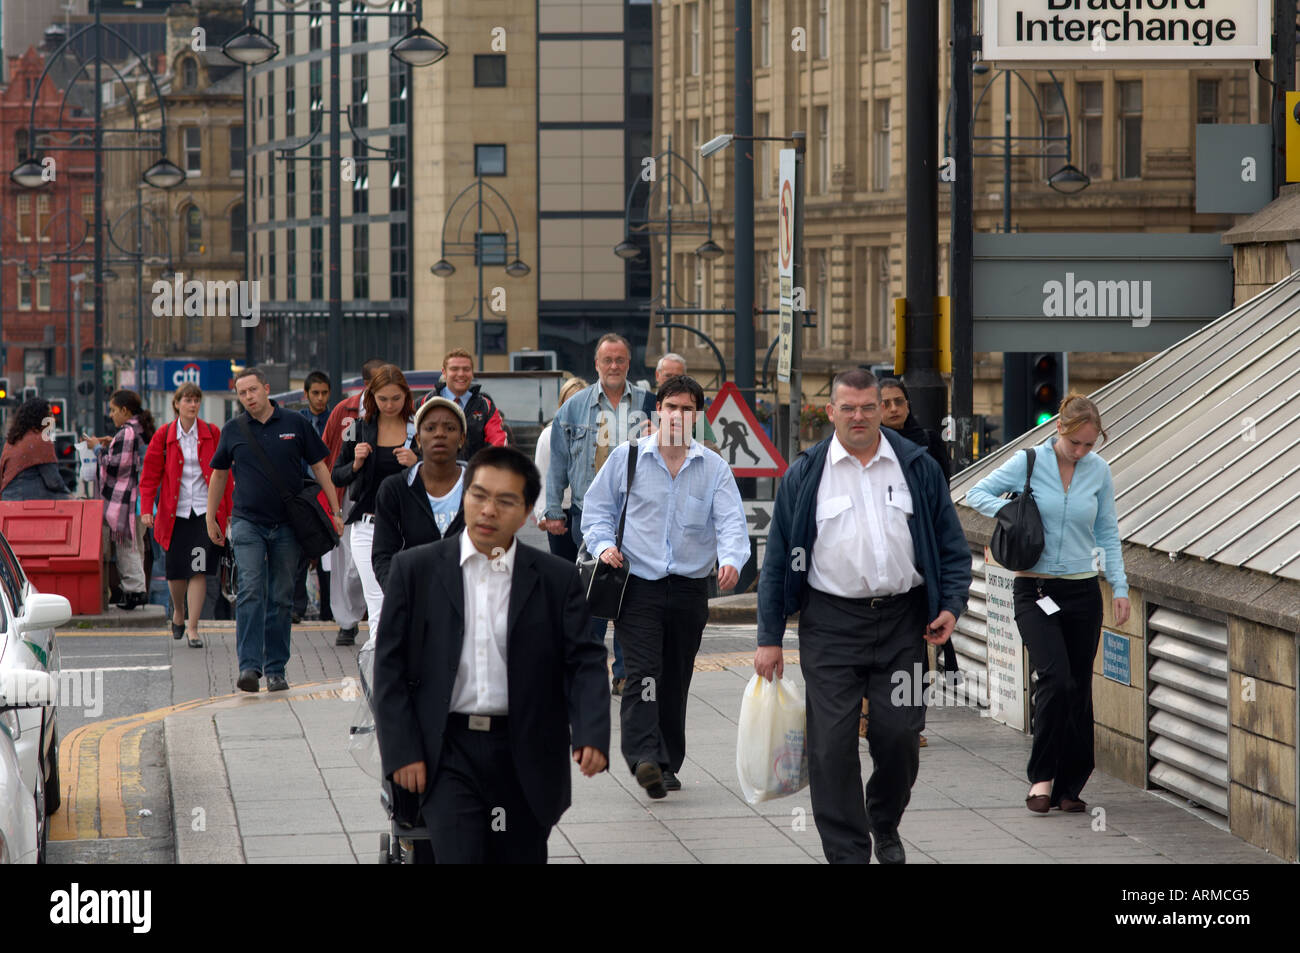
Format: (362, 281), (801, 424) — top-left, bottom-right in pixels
(229, 517), (300, 678)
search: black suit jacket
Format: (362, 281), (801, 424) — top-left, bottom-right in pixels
(373, 537), (610, 829)
(371, 464), (466, 588)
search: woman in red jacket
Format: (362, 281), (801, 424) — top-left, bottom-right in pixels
(138, 382), (233, 647)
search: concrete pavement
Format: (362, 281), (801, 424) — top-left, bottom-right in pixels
(159, 619), (1280, 864)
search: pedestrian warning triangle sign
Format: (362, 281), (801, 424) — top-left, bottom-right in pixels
(705, 381), (788, 477)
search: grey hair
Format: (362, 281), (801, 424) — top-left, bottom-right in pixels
(656, 353), (687, 373)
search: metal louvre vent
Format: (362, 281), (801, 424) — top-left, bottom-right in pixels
(948, 550), (990, 709)
(1146, 606), (1230, 816)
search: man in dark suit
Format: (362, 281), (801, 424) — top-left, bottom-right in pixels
(374, 446), (610, 864)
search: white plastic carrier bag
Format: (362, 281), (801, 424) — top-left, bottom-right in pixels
(735, 674), (810, 804)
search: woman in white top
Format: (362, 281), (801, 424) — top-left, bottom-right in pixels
(533, 376), (588, 561)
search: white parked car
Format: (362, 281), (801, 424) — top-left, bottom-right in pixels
(0, 531), (72, 863)
(0, 669), (57, 863)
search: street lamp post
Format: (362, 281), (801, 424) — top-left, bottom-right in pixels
(226, 0), (447, 412)
(430, 175), (530, 372)
(10, 0), (185, 431)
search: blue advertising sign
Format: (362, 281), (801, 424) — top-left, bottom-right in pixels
(145, 359), (235, 393)
(1102, 630), (1131, 686)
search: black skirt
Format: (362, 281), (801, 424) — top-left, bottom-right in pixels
(166, 513), (217, 580)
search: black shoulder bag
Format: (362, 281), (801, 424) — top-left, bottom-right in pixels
(575, 440), (638, 621)
(236, 415), (339, 560)
(989, 448), (1045, 571)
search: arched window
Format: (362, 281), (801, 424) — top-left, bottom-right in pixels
(230, 203), (246, 254)
(184, 206), (202, 254)
(181, 57), (198, 89)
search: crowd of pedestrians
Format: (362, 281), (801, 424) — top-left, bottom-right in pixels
(47, 340), (1125, 865)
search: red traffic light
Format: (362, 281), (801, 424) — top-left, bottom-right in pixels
(50, 404), (62, 415)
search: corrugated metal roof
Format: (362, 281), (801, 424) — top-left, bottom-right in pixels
(951, 271), (1300, 582)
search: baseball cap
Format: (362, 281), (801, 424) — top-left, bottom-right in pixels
(414, 395), (466, 433)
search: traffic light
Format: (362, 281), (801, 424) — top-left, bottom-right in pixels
(22, 386), (37, 402)
(1029, 353), (1064, 426)
(0, 377), (10, 405)
(48, 398), (68, 425)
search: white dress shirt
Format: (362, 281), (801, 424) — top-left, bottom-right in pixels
(808, 432), (923, 599)
(449, 532), (515, 715)
(175, 419), (208, 518)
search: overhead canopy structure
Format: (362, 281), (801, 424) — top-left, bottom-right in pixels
(951, 271), (1300, 582)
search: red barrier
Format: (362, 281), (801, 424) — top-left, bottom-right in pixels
(0, 499), (104, 615)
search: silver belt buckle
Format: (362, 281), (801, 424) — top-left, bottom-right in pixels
(467, 714), (491, 731)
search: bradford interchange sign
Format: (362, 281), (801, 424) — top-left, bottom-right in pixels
(981, 1), (1271, 64)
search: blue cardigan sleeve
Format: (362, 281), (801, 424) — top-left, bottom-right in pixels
(1091, 461), (1128, 599)
(964, 450), (1027, 517)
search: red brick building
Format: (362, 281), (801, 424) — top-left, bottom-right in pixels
(0, 47), (94, 387)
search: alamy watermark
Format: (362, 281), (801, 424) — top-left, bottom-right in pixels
(151, 271), (260, 328)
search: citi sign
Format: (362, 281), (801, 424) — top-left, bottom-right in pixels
(1041, 272), (1152, 327)
(173, 363), (202, 387)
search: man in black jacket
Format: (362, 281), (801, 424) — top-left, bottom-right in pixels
(754, 368), (970, 865)
(374, 447), (610, 863)
(429, 348), (509, 460)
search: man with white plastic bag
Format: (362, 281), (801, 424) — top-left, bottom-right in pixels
(754, 368), (970, 864)
(736, 674), (809, 803)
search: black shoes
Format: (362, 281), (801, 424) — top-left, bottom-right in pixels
(171, 621), (185, 640)
(335, 625), (358, 646)
(635, 761), (667, 799)
(115, 591), (147, 610)
(871, 827), (906, 865)
(267, 674), (289, 692)
(292, 612), (304, 624)
(237, 669), (261, 693)
(662, 769), (682, 792)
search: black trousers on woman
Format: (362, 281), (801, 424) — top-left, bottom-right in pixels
(1013, 575), (1103, 806)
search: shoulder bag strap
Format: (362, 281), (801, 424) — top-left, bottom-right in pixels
(614, 438), (638, 551)
(1023, 448), (1036, 495)
(236, 415), (295, 505)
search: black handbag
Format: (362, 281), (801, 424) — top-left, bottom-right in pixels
(575, 440), (638, 621)
(236, 416), (340, 560)
(989, 448), (1045, 571)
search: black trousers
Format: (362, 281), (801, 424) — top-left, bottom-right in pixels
(614, 573), (710, 774)
(423, 720), (549, 864)
(547, 507), (579, 562)
(800, 585), (927, 864)
(1013, 575), (1103, 805)
(293, 549), (331, 620)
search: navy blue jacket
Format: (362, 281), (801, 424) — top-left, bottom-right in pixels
(757, 428), (972, 646)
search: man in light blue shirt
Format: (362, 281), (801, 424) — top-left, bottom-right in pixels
(582, 375), (749, 799)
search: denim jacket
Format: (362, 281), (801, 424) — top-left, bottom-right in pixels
(544, 381), (654, 519)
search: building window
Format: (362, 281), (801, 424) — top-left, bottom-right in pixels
(310, 227), (323, 299)
(1197, 79), (1220, 124)
(14, 129), (28, 164)
(353, 167), (369, 213)
(286, 158), (296, 205)
(816, 106), (829, 193)
(352, 53), (368, 129)
(1118, 80), (1142, 179)
(390, 220), (407, 299)
(873, 99), (890, 191)
(474, 54), (506, 87)
(877, 0), (891, 51)
(756, 112), (770, 196)
(268, 231), (276, 299)
(267, 71), (275, 140)
(1040, 81), (1067, 179)
(817, 0), (829, 60)
(309, 2), (322, 49)
(16, 195), (30, 241)
(231, 203), (246, 254)
(37, 274), (51, 310)
(184, 127), (201, 176)
(81, 193), (94, 226)
(1079, 82), (1103, 180)
(36, 195), (50, 241)
(476, 232), (507, 266)
(351, 1), (368, 42)
(17, 273), (32, 309)
(310, 144), (323, 218)
(814, 251), (829, 349)
(310, 60), (322, 117)
(475, 144), (506, 176)
(287, 230), (297, 296)
(286, 85), (295, 118)
(184, 206), (202, 254)
(353, 223), (369, 299)
(758, 0), (771, 68)
(689, 2), (701, 76)
(390, 135), (407, 211)
(181, 57), (198, 89)
(875, 247), (890, 349)
(230, 125), (245, 176)
(390, 63), (408, 125)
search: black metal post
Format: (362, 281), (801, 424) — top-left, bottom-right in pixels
(664, 135), (673, 355)
(902, 0), (945, 432)
(476, 176), (484, 370)
(328, 0), (343, 408)
(92, 0), (105, 431)
(135, 184), (144, 397)
(788, 132), (806, 465)
(733, 0), (755, 406)
(950, 0), (974, 467)
(1276, 0), (1297, 195)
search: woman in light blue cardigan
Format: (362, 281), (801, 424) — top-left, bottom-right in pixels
(966, 394), (1129, 816)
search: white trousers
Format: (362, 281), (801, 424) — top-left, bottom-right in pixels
(329, 497), (366, 628)
(349, 519), (385, 647)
